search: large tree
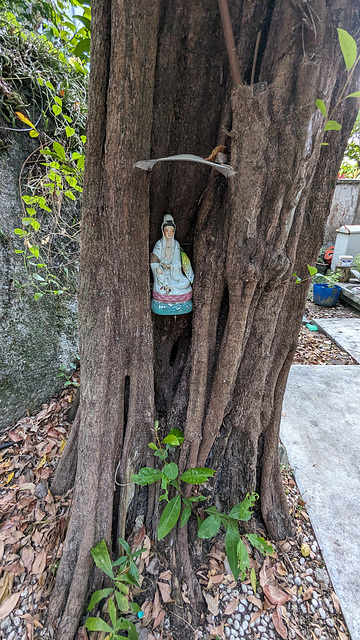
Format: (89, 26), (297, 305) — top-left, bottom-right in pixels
(49, 1), (359, 637)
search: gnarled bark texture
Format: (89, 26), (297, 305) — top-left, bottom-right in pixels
(49, 1), (360, 638)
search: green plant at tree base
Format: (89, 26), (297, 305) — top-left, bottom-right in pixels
(131, 425), (274, 583)
(56, 361), (79, 387)
(85, 538), (145, 639)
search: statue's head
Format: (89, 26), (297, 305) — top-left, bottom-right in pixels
(161, 214), (176, 239)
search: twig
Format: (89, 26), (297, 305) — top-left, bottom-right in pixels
(251, 30), (262, 86)
(217, 0), (242, 85)
(170, 610), (197, 632)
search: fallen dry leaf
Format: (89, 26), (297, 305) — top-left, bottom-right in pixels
(209, 622), (224, 639)
(159, 570), (171, 581)
(203, 590), (219, 616)
(0, 591), (21, 621)
(141, 601), (153, 627)
(152, 590), (164, 628)
(182, 582), (190, 604)
(21, 545), (35, 572)
(76, 626), (89, 640)
(158, 581), (173, 603)
(263, 583), (292, 606)
(250, 610), (262, 624)
(132, 524), (146, 547)
(332, 591), (341, 613)
(247, 594), (263, 610)
(272, 605), (287, 639)
(32, 549), (47, 574)
(223, 597), (239, 615)
(259, 556), (272, 588)
(302, 586), (313, 601)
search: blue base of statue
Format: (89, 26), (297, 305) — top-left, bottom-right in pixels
(151, 299), (193, 316)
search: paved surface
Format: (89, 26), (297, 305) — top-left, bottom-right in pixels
(281, 365), (360, 640)
(313, 318), (360, 363)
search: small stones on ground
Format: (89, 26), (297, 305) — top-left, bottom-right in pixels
(326, 618), (335, 628)
(315, 567), (330, 585)
(295, 576), (302, 586)
(319, 607), (326, 619)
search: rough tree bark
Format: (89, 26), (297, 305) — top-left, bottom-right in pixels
(49, 1), (360, 638)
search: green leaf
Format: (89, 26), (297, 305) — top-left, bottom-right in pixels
(237, 538), (250, 580)
(229, 493), (257, 521)
(34, 292), (44, 301)
(346, 91), (360, 98)
(46, 81), (55, 90)
(189, 494), (207, 502)
(225, 525), (241, 581)
(91, 540), (114, 579)
(53, 141), (66, 160)
(115, 589), (130, 612)
(118, 537), (130, 554)
(73, 37), (91, 56)
(30, 219), (41, 231)
(131, 467), (162, 485)
(307, 265), (318, 276)
(14, 229), (24, 236)
(180, 467), (215, 484)
(66, 126), (75, 138)
(246, 534), (274, 556)
(162, 434), (180, 446)
(29, 245), (39, 258)
(198, 514), (222, 539)
(29, 129), (39, 138)
(163, 463), (178, 480)
(81, 135), (87, 143)
(180, 505), (191, 527)
(324, 120), (342, 131)
(109, 598), (117, 627)
(250, 567), (257, 593)
(129, 602), (141, 613)
(37, 77), (43, 86)
(292, 272), (302, 283)
(148, 442), (158, 450)
(158, 494), (181, 540)
(315, 99), (327, 118)
(112, 556), (127, 568)
(14, 249), (23, 254)
(65, 190), (76, 200)
(52, 104), (62, 116)
(337, 28), (357, 71)
(167, 428), (185, 444)
(88, 588), (113, 611)
(54, 96), (62, 106)
(85, 617), (112, 633)
(33, 274), (46, 282)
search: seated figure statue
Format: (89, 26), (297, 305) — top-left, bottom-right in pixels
(150, 214), (194, 316)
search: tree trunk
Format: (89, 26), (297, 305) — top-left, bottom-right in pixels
(49, 1), (360, 637)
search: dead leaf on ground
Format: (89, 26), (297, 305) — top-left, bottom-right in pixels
(0, 572), (14, 605)
(141, 601), (153, 627)
(0, 591), (21, 621)
(332, 591), (341, 613)
(247, 594), (263, 610)
(152, 590), (164, 628)
(209, 622), (224, 639)
(250, 610), (262, 624)
(159, 570), (171, 581)
(32, 549), (47, 574)
(272, 605), (287, 639)
(223, 597), (239, 615)
(182, 582), (190, 604)
(158, 581), (173, 603)
(263, 583), (292, 606)
(203, 590), (219, 616)
(302, 586), (313, 601)
(21, 545), (35, 571)
(259, 556), (272, 588)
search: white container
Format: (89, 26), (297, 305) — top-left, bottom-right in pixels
(338, 254), (353, 267)
(331, 225), (360, 270)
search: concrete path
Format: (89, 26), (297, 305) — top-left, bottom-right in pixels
(314, 318), (360, 364)
(281, 365), (360, 640)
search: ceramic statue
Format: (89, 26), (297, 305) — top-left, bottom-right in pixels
(150, 214), (194, 315)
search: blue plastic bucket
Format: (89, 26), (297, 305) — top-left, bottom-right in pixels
(313, 283), (341, 307)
